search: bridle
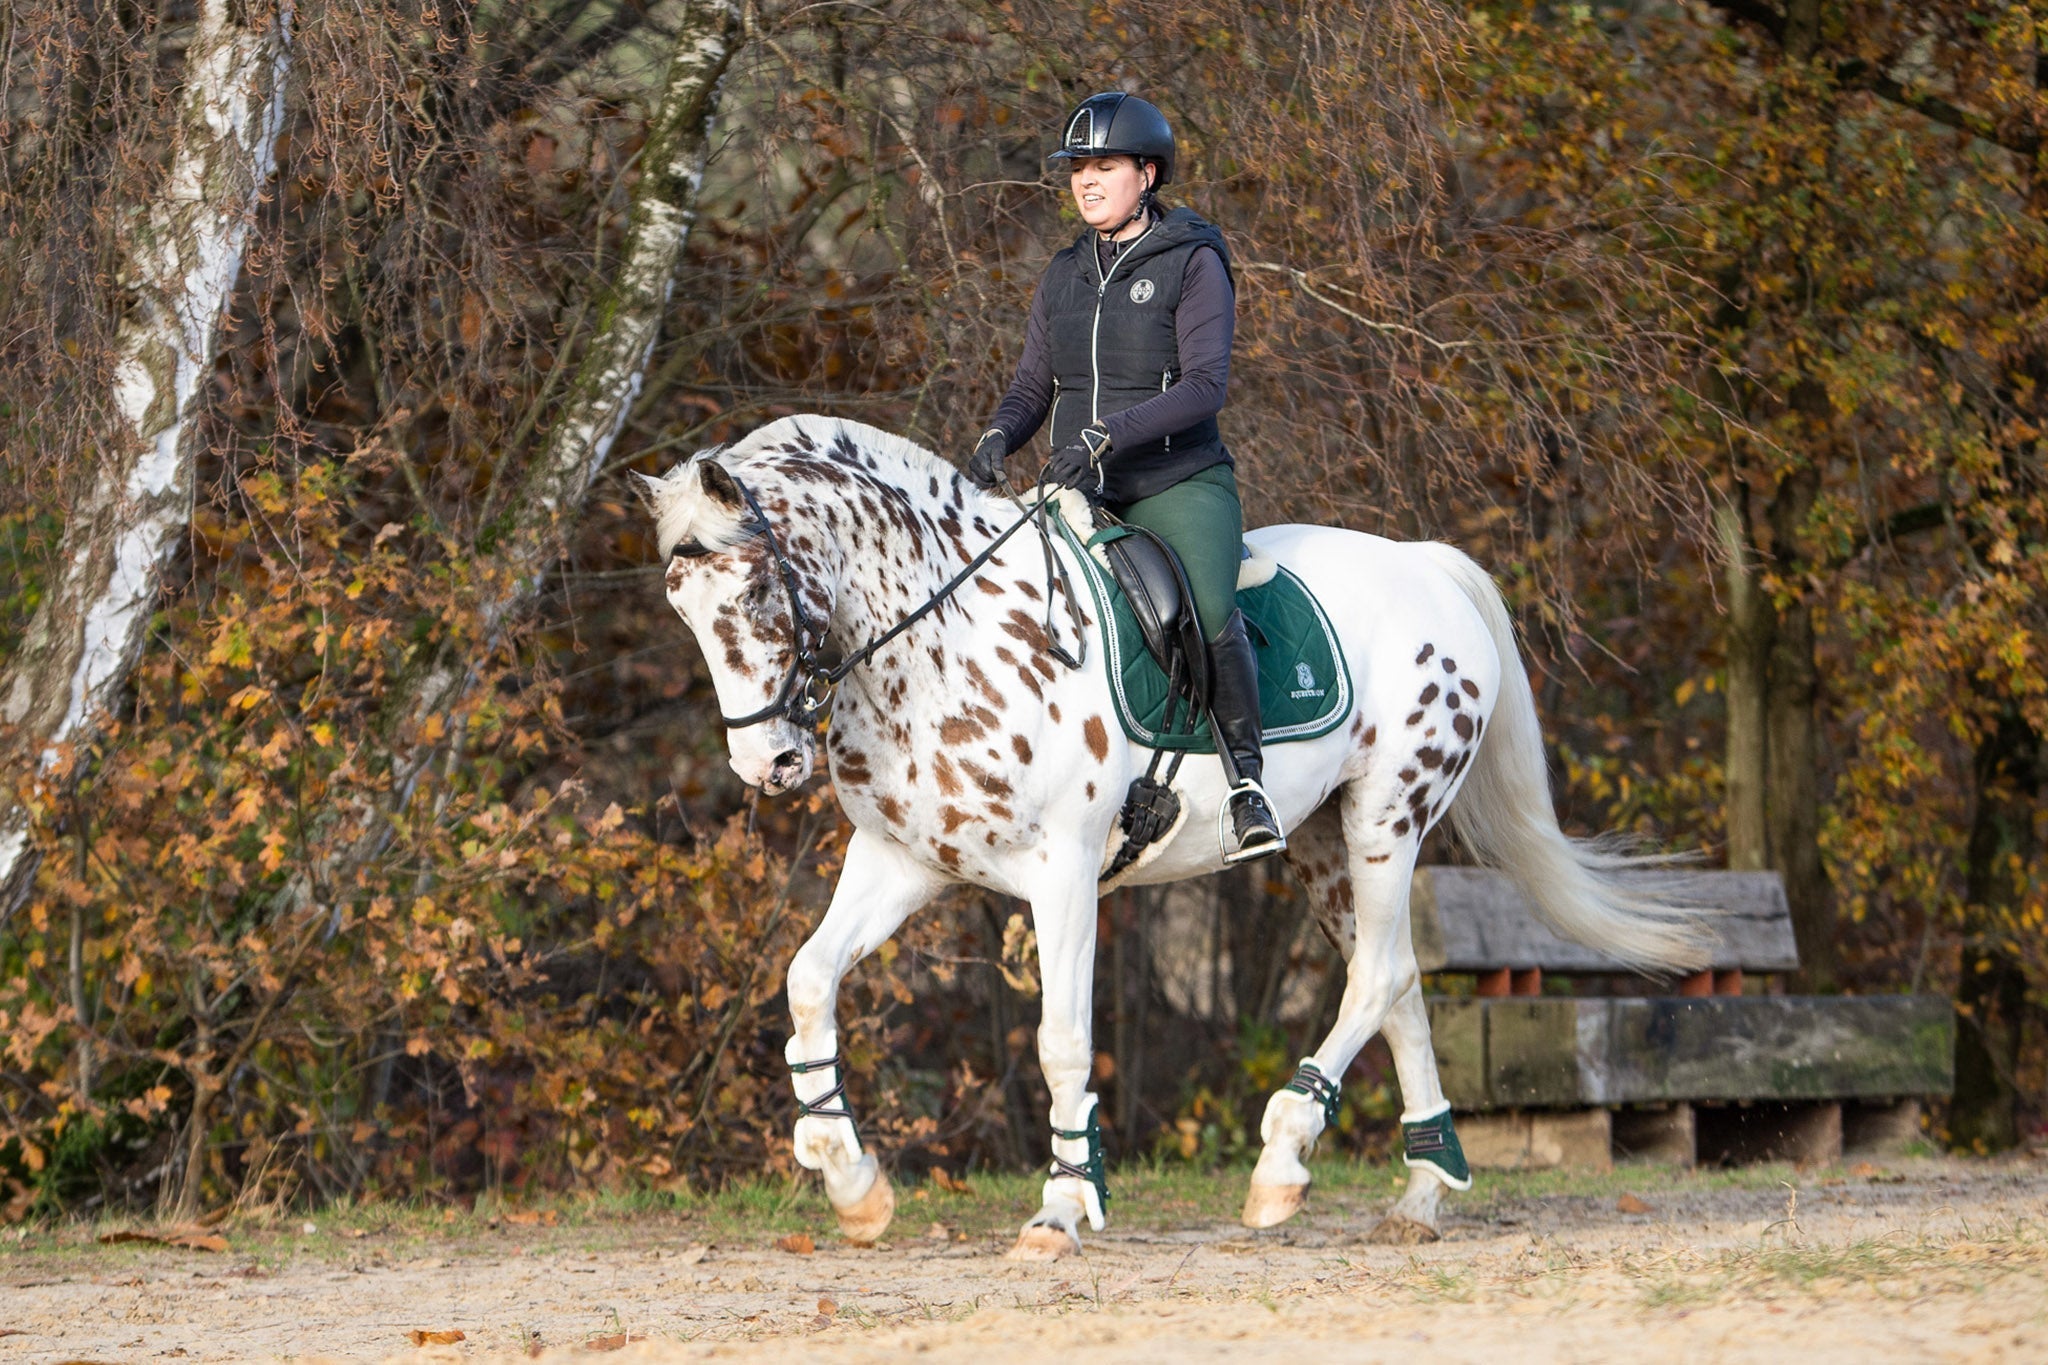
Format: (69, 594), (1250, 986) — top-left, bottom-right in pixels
(679, 472), (1085, 731)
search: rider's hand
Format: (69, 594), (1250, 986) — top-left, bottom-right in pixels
(966, 428), (1009, 490)
(1045, 423), (1111, 493)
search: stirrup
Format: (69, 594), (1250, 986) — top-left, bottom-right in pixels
(1218, 778), (1286, 865)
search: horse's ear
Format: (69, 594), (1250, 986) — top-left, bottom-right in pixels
(700, 459), (745, 511)
(629, 470), (667, 515)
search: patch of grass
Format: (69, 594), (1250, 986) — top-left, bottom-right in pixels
(1629, 1228), (2048, 1310)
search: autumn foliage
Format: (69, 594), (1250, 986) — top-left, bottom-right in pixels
(4, 0), (2048, 1218)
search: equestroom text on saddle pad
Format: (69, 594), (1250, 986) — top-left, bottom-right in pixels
(1055, 510), (1353, 752)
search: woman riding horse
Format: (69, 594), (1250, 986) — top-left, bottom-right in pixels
(964, 92), (1283, 865)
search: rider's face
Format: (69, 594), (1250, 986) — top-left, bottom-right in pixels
(1069, 156), (1154, 235)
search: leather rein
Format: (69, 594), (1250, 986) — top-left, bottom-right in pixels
(678, 474), (1086, 730)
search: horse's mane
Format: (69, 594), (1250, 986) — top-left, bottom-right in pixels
(640, 414), (1005, 558)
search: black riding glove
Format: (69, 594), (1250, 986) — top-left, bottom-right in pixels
(1045, 423), (1111, 493)
(966, 428), (1009, 490)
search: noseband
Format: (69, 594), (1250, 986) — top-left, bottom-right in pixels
(676, 472), (1085, 731)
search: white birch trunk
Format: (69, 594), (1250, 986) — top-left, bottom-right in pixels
(0, 2), (294, 898)
(412, 0), (742, 719)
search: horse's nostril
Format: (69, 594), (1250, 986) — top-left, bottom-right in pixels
(772, 748), (803, 772)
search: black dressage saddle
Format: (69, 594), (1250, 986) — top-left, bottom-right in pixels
(1097, 524), (1210, 715)
(1094, 523), (1210, 879)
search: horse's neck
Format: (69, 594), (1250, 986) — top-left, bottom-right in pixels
(803, 467), (1016, 692)
(834, 495), (1009, 646)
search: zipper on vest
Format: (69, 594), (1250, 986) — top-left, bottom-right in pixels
(1049, 378), (1063, 445)
(1089, 220), (1161, 425)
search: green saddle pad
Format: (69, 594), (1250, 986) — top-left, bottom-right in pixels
(1055, 510), (1353, 753)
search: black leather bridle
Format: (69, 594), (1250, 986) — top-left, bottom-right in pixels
(676, 473), (1085, 731)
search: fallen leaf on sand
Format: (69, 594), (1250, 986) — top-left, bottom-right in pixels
(587, 1333), (644, 1351)
(676, 1243), (709, 1265)
(97, 1228), (228, 1253)
(504, 1209), (559, 1226)
(1616, 1194), (1654, 1215)
(407, 1329), (466, 1345)
(776, 1232), (815, 1255)
(817, 1298), (837, 1317)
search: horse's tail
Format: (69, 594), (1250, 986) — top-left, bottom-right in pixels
(1416, 543), (1714, 975)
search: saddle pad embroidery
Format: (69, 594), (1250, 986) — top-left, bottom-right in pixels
(1055, 510), (1353, 753)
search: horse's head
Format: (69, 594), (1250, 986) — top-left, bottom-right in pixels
(638, 450), (834, 795)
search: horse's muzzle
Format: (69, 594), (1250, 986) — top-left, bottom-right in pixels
(743, 739), (815, 795)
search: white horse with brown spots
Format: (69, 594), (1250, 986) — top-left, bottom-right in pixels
(642, 414), (1708, 1257)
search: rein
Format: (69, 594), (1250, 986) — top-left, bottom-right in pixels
(693, 472), (1087, 730)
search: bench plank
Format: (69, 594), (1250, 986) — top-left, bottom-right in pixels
(1411, 866), (1800, 974)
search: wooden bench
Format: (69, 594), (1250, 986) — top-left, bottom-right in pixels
(1411, 867), (1952, 1170)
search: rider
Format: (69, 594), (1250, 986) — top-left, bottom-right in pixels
(965, 92), (1283, 864)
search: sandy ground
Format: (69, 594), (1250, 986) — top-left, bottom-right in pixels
(4, 1159), (2046, 1363)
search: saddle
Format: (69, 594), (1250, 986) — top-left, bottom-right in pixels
(1048, 497), (1353, 885)
(1096, 525), (1211, 716)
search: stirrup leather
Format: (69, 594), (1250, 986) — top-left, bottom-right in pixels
(1218, 777), (1286, 865)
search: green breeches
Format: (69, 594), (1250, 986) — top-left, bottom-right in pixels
(1109, 462), (1243, 642)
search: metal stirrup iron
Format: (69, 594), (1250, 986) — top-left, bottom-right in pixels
(789, 1054), (857, 1136)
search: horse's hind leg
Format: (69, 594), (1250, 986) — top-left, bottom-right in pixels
(1244, 787), (1467, 1240)
(1242, 801), (1351, 1227)
(785, 828), (947, 1244)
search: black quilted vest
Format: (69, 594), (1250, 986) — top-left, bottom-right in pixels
(1042, 207), (1234, 504)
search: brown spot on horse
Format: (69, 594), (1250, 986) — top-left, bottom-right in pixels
(1083, 716), (1109, 762)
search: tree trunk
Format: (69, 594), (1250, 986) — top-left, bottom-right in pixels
(1763, 465), (1832, 990)
(1950, 711), (2041, 1153)
(0, 0), (293, 904)
(389, 0), (741, 735)
(1716, 499), (1771, 871)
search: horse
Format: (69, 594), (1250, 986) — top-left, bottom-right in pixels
(640, 413), (1709, 1258)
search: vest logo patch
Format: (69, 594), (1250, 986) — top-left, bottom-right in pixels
(1128, 278), (1156, 303)
(1291, 661), (1325, 700)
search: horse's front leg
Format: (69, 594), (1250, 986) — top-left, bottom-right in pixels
(1005, 861), (1103, 1262)
(785, 828), (946, 1244)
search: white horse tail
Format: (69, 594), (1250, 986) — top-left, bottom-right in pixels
(1418, 543), (1714, 975)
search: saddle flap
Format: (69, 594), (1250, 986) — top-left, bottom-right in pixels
(1097, 527), (1210, 710)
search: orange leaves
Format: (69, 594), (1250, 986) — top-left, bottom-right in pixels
(99, 1227), (229, 1252)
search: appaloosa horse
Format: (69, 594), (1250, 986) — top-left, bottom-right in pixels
(643, 414), (1708, 1258)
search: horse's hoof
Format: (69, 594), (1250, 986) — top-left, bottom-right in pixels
(1004, 1223), (1080, 1262)
(1365, 1214), (1440, 1245)
(1241, 1181), (1306, 1229)
(833, 1169), (895, 1245)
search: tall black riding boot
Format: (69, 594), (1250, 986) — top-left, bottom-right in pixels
(1206, 609), (1285, 864)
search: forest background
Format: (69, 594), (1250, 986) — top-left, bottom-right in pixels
(1, 0), (2043, 1222)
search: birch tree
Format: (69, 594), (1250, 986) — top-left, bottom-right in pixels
(0, 0), (293, 902)
(359, 0), (742, 831)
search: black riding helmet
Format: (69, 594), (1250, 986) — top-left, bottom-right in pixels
(1047, 92), (1175, 188)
